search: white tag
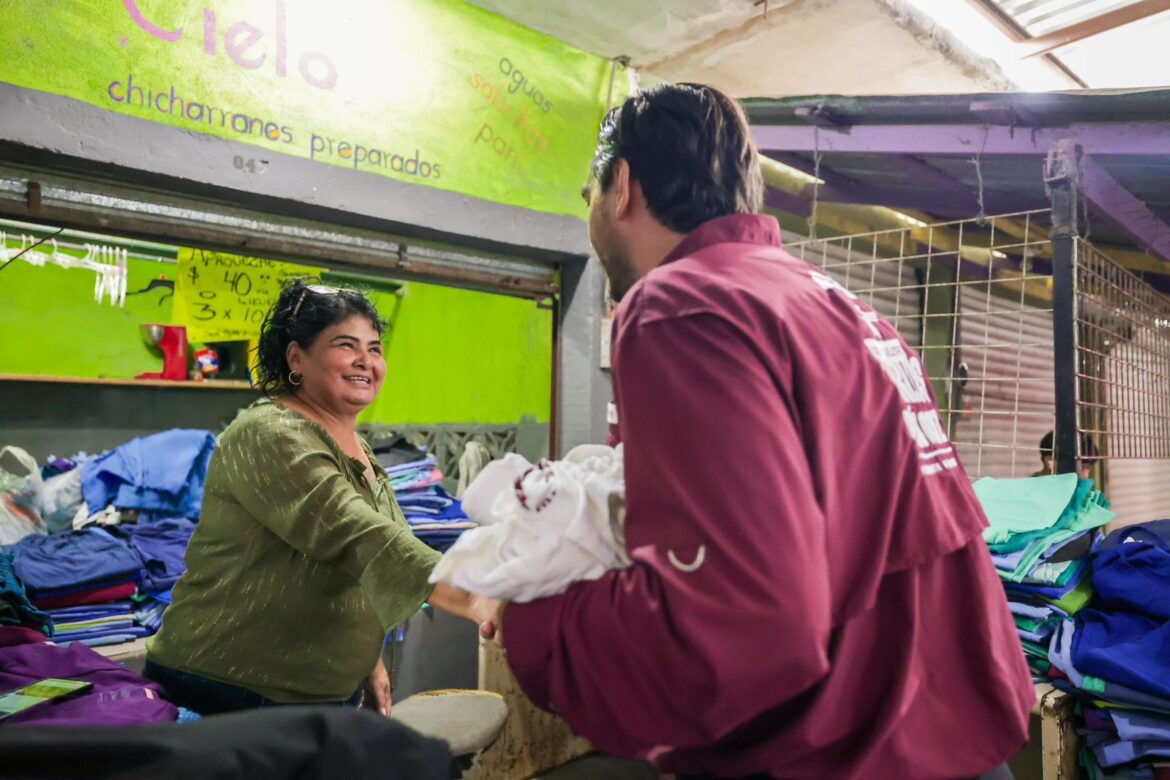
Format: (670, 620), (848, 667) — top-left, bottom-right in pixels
(600, 319), (613, 369)
(606, 402), (618, 425)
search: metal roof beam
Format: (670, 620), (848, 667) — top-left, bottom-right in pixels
(764, 153), (855, 188)
(1073, 146), (1170, 262)
(763, 152), (1038, 216)
(754, 123), (1170, 157)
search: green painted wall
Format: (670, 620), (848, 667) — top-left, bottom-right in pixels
(358, 283), (551, 425)
(0, 243), (551, 425)
(0, 249), (172, 379)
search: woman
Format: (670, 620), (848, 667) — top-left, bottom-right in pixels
(145, 280), (495, 715)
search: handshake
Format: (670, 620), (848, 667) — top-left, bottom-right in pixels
(471, 593), (504, 641)
(430, 582), (504, 641)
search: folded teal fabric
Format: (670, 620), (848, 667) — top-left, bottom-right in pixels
(977, 474), (1080, 545)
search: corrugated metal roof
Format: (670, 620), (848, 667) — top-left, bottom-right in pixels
(744, 90), (1170, 289)
(995, 0), (1145, 35)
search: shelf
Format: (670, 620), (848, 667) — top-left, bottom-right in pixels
(0, 373), (256, 390)
(93, 636), (150, 662)
(93, 636), (150, 673)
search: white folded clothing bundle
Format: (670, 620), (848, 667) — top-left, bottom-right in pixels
(428, 444), (629, 602)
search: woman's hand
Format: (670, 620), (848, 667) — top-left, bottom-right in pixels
(361, 656), (392, 717)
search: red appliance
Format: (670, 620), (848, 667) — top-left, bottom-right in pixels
(136, 324), (189, 381)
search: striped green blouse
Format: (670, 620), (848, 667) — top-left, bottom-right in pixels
(147, 399), (440, 702)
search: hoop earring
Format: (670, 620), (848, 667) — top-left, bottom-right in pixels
(288, 370), (303, 387)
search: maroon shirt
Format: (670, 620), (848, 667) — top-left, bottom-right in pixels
(504, 214), (1033, 779)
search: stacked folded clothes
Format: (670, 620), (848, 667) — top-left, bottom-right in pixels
(9, 527), (144, 608)
(3, 520), (195, 648)
(371, 442), (479, 552)
(0, 433), (205, 653)
(385, 456), (443, 493)
(44, 601), (152, 648)
(974, 473), (1115, 678)
(1045, 520), (1170, 779)
(396, 485), (477, 551)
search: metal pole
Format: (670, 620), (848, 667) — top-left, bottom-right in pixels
(547, 293), (561, 459)
(1046, 140), (1081, 475)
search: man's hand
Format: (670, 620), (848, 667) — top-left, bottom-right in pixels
(361, 656), (392, 717)
(469, 594), (503, 640)
(477, 599), (507, 642)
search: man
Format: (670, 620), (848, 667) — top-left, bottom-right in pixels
(498, 84), (1033, 779)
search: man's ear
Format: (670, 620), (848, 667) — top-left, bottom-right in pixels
(611, 159), (633, 220)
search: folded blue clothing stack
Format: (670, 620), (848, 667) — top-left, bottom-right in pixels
(135, 598), (167, 634)
(1047, 520), (1170, 779)
(397, 485), (477, 552)
(7, 527), (144, 601)
(41, 594), (170, 649)
(974, 474), (1115, 678)
(45, 601), (153, 648)
(378, 453), (478, 553)
(3, 518), (196, 649)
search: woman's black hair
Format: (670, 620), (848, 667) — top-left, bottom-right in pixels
(254, 278), (386, 396)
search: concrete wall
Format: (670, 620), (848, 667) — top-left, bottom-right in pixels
(0, 380), (255, 461)
(557, 255), (613, 453)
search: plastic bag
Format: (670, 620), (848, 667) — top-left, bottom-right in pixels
(42, 467), (84, 533)
(0, 446), (47, 545)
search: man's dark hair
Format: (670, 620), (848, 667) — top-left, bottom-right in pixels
(1040, 429), (1099, 461)
(1039, 430), (1054, 459)
(591, 83), (764, 234)
(254, 278), (385, 397)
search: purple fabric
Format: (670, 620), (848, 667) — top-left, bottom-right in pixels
(0, 625), (47, 648)
(1083, 706), (1113, 732)
(0, 641), (176, 727)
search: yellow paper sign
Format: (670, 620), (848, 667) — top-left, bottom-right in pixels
(173, 249), (324, 342)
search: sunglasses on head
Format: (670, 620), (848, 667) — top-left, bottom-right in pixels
(291, 284), (342, 318)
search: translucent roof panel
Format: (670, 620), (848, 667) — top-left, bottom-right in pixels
(994, 0), (1146, 36)
(1055, 9), (1170, 87)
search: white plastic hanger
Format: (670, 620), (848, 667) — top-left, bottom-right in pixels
(117, 247), (128, 307)
(7, 234), (131, 307)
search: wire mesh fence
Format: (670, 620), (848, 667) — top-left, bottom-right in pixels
(1074, 239), (1170, 523)
(1075, 238), (1170, 462)
(788, 210), (1057, 480)
(786, 209), (1170, 522)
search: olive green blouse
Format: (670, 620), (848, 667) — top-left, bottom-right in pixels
(147, 399), (441, 703)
